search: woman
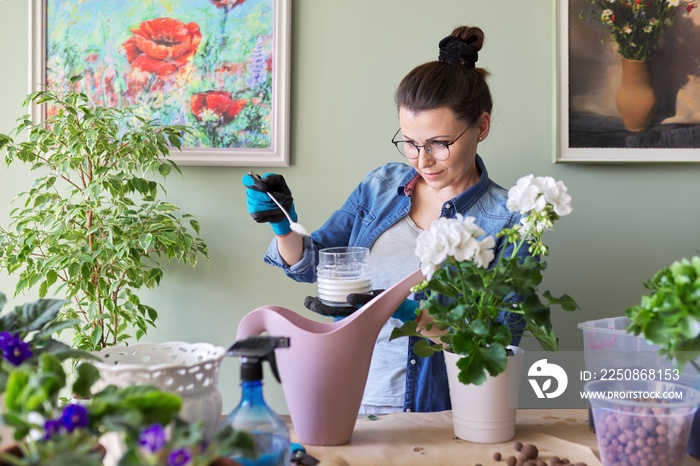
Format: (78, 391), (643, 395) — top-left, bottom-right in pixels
(243, 25), (528, 414)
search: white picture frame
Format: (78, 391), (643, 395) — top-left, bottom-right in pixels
(30, 0), (290, 167)
(557, 0), (700, 163)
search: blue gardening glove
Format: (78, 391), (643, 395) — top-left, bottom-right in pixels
(242, 172), (297, 236)
(304, 290), (420, 322)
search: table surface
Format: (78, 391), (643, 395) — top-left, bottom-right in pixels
(288, 409), (700, 466)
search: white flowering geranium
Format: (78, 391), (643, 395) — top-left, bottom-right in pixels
(391, 175), (579, 386)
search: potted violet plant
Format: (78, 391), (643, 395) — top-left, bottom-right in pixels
(391, 174), (579, 443)
(0, 354), (255, 466)
(0, 332), (255, 466)
(0, 292), (90, 449)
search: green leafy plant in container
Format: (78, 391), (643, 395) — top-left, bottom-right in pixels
(0, 81), (208, 351)
(626, 255), (700, 372)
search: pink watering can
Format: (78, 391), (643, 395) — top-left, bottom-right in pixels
(236, 268), (424, 446)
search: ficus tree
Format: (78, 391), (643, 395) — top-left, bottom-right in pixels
(0, 81), (208, 351)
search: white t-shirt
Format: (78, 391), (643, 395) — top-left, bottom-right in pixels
(359, 215), (422, 414)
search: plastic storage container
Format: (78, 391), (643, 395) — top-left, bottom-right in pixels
(578, 316), (662, 375)
(578, 316), (700, 458)
(585, 379), (700, 466)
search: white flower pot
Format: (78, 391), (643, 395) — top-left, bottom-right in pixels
(444, 346), (525, 443)
(93, 341), (225, 437)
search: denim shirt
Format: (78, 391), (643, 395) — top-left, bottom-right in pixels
(264, 155), (527, 412)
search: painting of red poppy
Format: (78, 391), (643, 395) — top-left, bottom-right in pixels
(30, 0), (290, 166)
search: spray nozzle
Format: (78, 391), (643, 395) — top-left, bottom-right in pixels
(227, 336), (290, 383)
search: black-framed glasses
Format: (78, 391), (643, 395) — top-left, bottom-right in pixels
(391, 123), (472, 161)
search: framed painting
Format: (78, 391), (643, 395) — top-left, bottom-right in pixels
(30, 0), (290, 167)
(557, 0), (700, 163)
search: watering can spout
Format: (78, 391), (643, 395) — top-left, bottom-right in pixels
(235, 268), (425, 445)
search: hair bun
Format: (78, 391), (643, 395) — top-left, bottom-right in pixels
(438, 35), (478, 68)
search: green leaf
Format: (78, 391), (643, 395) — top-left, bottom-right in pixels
(189, 219), (201, 235)
(4, 369), (29, 411)
(90, 326), (103, 349)
(412, 339), (443, 358)
(158, 163), (171, 177)
(543, 291), (579, 311)
(10, 298), (69, 333)
(453, 338), (508, 386)
(72, 362), (101, 398)
(389, 320), (421, 340)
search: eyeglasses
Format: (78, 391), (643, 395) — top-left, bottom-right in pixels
(391, 124), (472, 161)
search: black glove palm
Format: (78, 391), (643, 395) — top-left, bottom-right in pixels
(304, 291), (383, 317)
(304, 291), (419, 322)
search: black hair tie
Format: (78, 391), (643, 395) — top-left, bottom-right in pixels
(438, 35), (478, 68)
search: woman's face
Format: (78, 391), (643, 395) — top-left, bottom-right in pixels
(398, 106), (490, 196)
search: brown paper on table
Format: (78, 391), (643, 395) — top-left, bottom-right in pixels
(294, 411), (603, 466)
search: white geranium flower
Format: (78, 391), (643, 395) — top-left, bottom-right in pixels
(420, 261), (437, 280)
(532, 176), (556, 191)
(416, 218), (456, 278)
(473, 236), (496, 268)
(543, 180), (573, 216)
(507, 175), (573, 216)
(415, 214), (491, 278)
(522, 184), (546, 213)
(506, 174), (534, 212)
(520, 213), (554, 237)
(415, 225), (449, 268)
(453, 236), (479, 262)
(458, 215), (486, 237)
(668, 0), (680, 6)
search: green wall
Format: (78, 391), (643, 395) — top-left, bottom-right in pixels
(1, 1), (699, 415)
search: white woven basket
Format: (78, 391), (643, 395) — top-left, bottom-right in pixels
(94, 341), (225, 435)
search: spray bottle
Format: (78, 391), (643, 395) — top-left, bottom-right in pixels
(221, 335), (291, 466)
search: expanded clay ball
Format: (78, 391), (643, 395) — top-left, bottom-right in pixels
(505, 455), (517, 466)
(521, 443), (538, 459)
(493, 452), (502, 461)
(513, 441), (523, 452)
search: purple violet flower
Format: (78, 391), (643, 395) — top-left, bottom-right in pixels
(43, 419), (64, 440)
(168, 447), (193, 466)
(60, 404), (89, 432)
(139, 423), (167, 453)
(0, 331), (12, 346)
(1, 333), (33, 366)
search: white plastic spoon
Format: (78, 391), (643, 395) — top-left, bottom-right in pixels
(248, 172), (311, 237)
